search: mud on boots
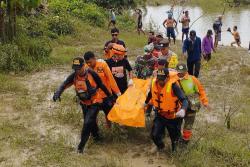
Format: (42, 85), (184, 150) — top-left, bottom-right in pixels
(53, 56), (112, 154)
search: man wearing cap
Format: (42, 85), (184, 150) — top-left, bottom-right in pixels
(104, 28), (126, 59)
(158, 39), (179, 69)
(84, 51), (121, 128)
(180, 11), (190, 42)
(53, 57), (112, 153)
(182, 30), (202, 78)
(176, 64), (210, 144)
(145, 68), (188, 152)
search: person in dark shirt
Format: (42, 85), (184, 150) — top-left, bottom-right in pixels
(104, 28), (126, 59)
(135, 9), (145, 35)
(53, 57), (111, 154)
(182, 30), (202, 78)
(105, 45), (133, 94)
(145, 68), (188, 152)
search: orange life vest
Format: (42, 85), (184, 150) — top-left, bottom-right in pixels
(151, 78), (181, 119)
(74, 72), (102, 105)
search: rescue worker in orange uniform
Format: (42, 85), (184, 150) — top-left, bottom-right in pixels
(145, 68), (188, 152)
(176, 64), (210, 144)
(53, 57), (112, 153)
(84, 51), (121, 128)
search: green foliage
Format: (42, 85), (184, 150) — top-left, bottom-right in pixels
(49, 0), (106, 27)
(116, 11), (136, 31)
(0, 36), (52, 72)
(83, 0), (146, 10)
(72, 3), (106, 27)
(48, 15), (75, 35)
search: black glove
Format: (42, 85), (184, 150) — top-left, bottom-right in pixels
(53, 91), (61, 102)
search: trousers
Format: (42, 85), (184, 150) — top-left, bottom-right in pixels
(151, 114), (183, 151)
(78, 104), (99, 150)
(187, 60), (201, 78)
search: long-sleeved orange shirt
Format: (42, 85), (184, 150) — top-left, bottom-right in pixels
(89, 60), (120, 98)
(190, 75), (209, 106)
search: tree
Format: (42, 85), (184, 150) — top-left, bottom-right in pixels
(0, 0), (41, 43)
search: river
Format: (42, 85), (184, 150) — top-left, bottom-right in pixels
(143, 4), (250, 48)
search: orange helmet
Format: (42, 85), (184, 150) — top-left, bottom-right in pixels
(110, 44), (126, 57)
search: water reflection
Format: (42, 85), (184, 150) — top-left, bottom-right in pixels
(143, 5), (250, 48)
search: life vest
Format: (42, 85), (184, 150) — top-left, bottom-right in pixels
(179, 76), (199, 95)
(165, 19), (175, 27)
(151, 78), (181, 119)
(74, 72), (102, 105)
(179, 76), (200, 111)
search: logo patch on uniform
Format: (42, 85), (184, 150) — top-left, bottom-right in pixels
(157, 70), (165, 76)
(97, 67), (104, 73)
(73, 60), (80, 65)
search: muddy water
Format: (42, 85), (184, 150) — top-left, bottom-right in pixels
(143, 5), (250, 48)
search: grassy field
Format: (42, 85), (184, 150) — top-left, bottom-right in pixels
(0, 23), (249, 167)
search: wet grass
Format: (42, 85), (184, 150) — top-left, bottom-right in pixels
(0, 17), (250, 166)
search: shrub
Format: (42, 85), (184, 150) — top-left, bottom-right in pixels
(116, 11), (136, 31)
(48, 15), (75, 35)
(0, 36), (52, 72)
(49, 0), (106, 27)
(70, 3), (106, 27)
(0, 44), (27, 72)
(48, 0), (71, 15)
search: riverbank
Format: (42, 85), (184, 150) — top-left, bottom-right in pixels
(0, 1), (250, 166)
(1, 37), (249, 166)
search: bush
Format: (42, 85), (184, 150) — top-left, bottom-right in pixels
(0, 44), (27, 72)
(116, 11), (136, 31)
(48, 15), (75, 35)
(49, 0), (106, 27)
(70, 2), (106, 27)
(0, 36), (52, 72)
(48, 0), (71, 15)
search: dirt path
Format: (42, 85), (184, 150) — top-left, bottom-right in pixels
(0, 47), (249, 167)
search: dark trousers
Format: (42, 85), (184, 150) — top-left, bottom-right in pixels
(151, 114), (183, 151)
(203, 53), (211, 62)
(101, 96), (115, 116)
(100, 97), (115, 127)
(78, 104), (99, 150)
(187, 60), (201, 78)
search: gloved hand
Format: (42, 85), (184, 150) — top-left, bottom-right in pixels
(176, 109), (185, 118)
(116, 92), (121, 97)
(53, 91), (61, 102)
(128, 79), (133, 86)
